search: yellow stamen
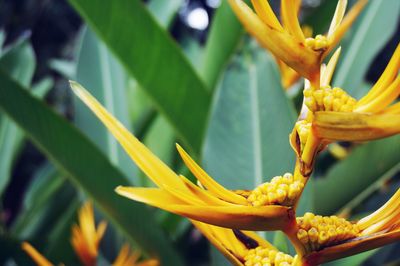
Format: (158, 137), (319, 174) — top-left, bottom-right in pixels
(247, 173), (304, 206)
(244, 246), (295, 266)
(296, 214), (359, 252)
(304, 86), (357, 113)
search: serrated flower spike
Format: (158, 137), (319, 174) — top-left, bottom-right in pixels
(22, 202), (155, 266)
(192, 221), (298, 266)
(311, 43), (400, 142)
(71, 202), (108, 266)
(228, 0), (367, 85)
(290, 44), (400, 175)
(69, 81), (305, 231)
(297, 189), (400, 265)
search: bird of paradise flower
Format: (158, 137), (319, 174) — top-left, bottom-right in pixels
(22, 202), (158, 266)
(70, 81), (400, 265)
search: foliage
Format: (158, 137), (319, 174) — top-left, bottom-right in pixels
(0, 0), (398, 265)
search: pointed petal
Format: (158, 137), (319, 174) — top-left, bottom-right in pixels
(78, 202), (97, 256)
(116, 186), (293, 231)
(327, 0), (368, 55)
(305, 229), (400, 265)
(321, 47), (342, 87)
(113, 244), (133, 266)
(22, 242), (54, 266)
(96, 221), (108, 244)
(192, 222), (244, 265)
(355, 75), (400, 113)
(358, 44), (400, 106)
(228, 0), (320, 81)
(382, 102), (400, 115)
(70, 81), (189, 192)
(281, 0), (305, 42)
(136, 259), (159, 266)
(179, 175), (237, 206)
(192, 222), (277, 265)
(176, 144), (248, 205)
(115, 187), (187, 206)
(358, 189), (400, 231)
(163, 185), (208, 206)
(210, 226), (248, 258)
(113, 245), (141, 266)
(251, 0), (283, 31)
(327, 0), (348, 39)
(313, 112), (400, 141)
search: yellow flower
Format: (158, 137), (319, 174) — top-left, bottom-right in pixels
(69, 81), (311, 231)
(228, 0), (367, 84)
(290, 44), (400, 175)
(23, 202), (156, 266)
(113, 244), (159, 266)
(71, 202), (107, 266)
(312, 43), (400, 141)
(295, 189), (400, 265)
(192, 221), (297, 266)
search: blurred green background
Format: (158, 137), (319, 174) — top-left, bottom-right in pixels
(0, 0), (399, 265)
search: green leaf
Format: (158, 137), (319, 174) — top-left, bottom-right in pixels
(203, 45), (297, 190)
(11, 164), (66, 238)
(273, 231), (289, 254)
(333, 0), (400, 97)
(46, 199), (81, 264)
(0, 235), (33, 265)
(75, 28), (138, 184)
(200, 0), (248, 90)
(0, 40), (35, 86)
(302, 0), (338, 34)
(337, 162), (400, 215)
(314, 135), (400, 215)
(0, 71), (182, 265)
(147, 0), (182, 27)
(211, 245), (230, 266)
(32, 77), (54, 98)
(0, 40), (36, 196)
(68, 0), (210, 153)
(0, 30), (5, 55)
(49, 59), (77, 79)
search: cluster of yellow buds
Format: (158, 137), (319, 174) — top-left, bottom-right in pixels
(305, 35), (329, 51)
(247, 173), (304, 206)
(294, 121), (311, 152)
(304, 86), (357, 112)
(244, 246), (295, 266)
(296, 213), (359, 252)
